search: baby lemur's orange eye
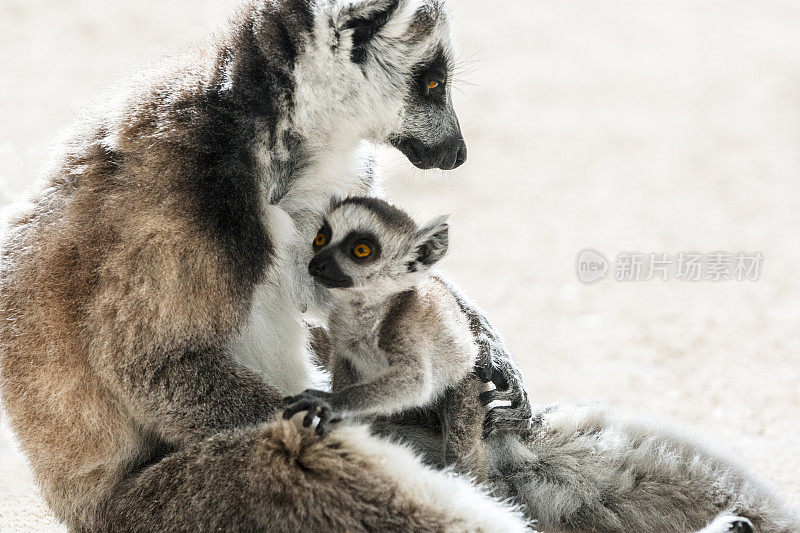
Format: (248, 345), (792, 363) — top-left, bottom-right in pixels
(428, 81), (439, 89)
(353, 244), (371, 258)
(314, 233), (326, 247)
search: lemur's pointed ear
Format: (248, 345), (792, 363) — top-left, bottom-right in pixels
(337, 0), (400, 63)
(409, 215), (449, 270)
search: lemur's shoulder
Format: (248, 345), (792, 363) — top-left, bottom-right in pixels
(423, 275), (472, 320)
(377, 277), (476, 366)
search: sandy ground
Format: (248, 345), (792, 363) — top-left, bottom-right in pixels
(1, 0), (799, 530)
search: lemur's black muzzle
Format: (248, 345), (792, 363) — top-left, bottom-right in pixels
(309, 252), (354, 289)
(394, 135), (468, 171)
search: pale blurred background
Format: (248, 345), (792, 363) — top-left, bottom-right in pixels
(1, 0), (799, 529)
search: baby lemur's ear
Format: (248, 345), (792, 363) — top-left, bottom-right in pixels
(409, 215), (449, 270)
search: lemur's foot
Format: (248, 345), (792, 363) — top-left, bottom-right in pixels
(283, 389), (342, 436)
(725, 517), (754, 533)
(700, 515), (754, 533)
(474, 346), (515, 390)
(474, 348), (532, 438)
(479, 376), (532, 438)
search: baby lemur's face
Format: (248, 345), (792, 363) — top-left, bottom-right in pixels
(308, 197), (449, 293)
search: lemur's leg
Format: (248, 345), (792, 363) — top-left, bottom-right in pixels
(431, 275), (532, 436)
(695, 514), (754, 533)
(96, 419), (528, 533)
(441, 376), (490, 483)
(371, 416), (446, 469)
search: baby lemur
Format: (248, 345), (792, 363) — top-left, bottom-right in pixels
(285, 196), (800, 533)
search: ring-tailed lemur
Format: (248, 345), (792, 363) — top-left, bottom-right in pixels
(0, 1), (530, 531)
(285, 196), (800, 533)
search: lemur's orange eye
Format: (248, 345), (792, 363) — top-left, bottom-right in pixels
(314, 233), (327, 247)
(428, 81), (439, 89)
(353, 244), (371, 258)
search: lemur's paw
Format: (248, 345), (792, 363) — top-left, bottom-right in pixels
(474, 345), (512, 390)
(474, 343), (533, 439)
(705, 515), (754, 533)
(726, 517), (754, 533)
(479, 366), (532, 439)
(283, 389), (342, 436)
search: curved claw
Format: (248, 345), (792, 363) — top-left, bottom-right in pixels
(303, 405), (321, 427)
(282, 389), (337, 437)
(315, 407), (343, 436)
(480, 387), (526, 407)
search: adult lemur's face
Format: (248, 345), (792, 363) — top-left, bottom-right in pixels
(299, 0), (466, 170)
(390, 42), (467, 170)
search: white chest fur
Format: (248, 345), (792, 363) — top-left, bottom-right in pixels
(228, 142), (380, 395)
(228, 204), (324, 395)
(328, 300), (386, 379)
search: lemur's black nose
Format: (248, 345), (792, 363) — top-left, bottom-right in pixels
(392, 136), (467, 171)
(308, 256), (326, 277)
(308, 254), (355, 289)
(435, 138), (467, 170)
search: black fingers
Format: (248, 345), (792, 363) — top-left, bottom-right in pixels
(475, 361), (494, 383)
(482, 383), (532, 439)
(480, 377), (530, 407)
(303, 405), (321, 428)
(315, 407), (342, 437)
(282, 390), (340, 437)
(489, 360), (511, 391)
(283, 399), (316, 420)
(480, 388), (523, 407)
(479, 389), (497, 405)
(474, 347), (514, 391)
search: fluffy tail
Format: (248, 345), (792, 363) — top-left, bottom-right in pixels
(92, 418), (530, 532)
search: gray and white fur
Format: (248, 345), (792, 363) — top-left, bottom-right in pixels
(285, 196), (493, 480)
(288, 197), (800, 533)
(0, 1), (530, 530)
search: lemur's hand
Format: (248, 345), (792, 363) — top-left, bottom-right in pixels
(476, 343), (533, 439)
(432, 274), (534, 438)
(447, 283), (532, 438)
(283, 389), (342, 437)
